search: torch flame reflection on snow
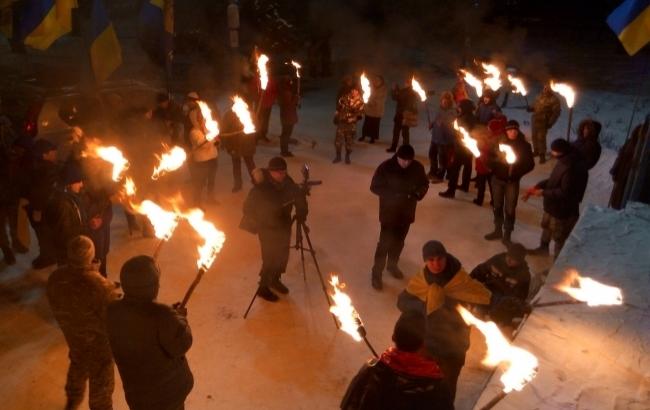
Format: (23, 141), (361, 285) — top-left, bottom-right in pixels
(360, 73), (371, 104)
(329, 275), (363, 342)
(257, 54), (270, 90)
(507, 74), (528, 96)
(481, 63), (502, 92)
(411, 77), (427, 102)
(184, 209), (226, 271)
(152, 146), (187, 180)
(555, 269), (623, 307)
(457, 306), (538, 393)
(550, 81), (576, 108)
(90, 145), (130, 182)
(132, 200), (181, 241)
(232, 96), (257, 134)
(453, 120), (481, 158)
(197, 100), (220, 142)
(460, 69), (483, 98)
(498, 144), (517, 165)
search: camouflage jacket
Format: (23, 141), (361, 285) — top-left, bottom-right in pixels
(532, 92), (561, 129)
(336, 89), (365, 125)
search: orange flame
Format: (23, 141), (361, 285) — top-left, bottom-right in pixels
(555, 269), (623, 306)
(507, 74), (527, 96)
(411, 77), (427, 102)
(132, 200), (181, 241)
(89, 144), (130, 182)
(360, 72), (371, 104)
(184, 209), (226, 271)
(257, 54), (270, 90)
(291, 60), (301, 78)
(152, 146), (187, 180)
(232, 96), (256, 134)
(481, 63), (502, 91)
(123, 177), (136, 197)
(453, 120), (481, 158)
(197, 100), (220, 141)
(498, 144), (517, 164)
(329, 275), (363, 342)
(458, 306), (538, 393)
(550, 81), (576, 108)
(460, 69), (483, 97)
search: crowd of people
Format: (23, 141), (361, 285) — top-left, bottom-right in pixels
(0, 55), (644, 410)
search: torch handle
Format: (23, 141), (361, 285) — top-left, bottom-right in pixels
(566, 107), (574, 142)
(363, 336), (380, 359)
(180, 268), (206, 308)
(532, 300), (583, 308)
(478, 391), (508, 410)
(152, 239), (165, 261)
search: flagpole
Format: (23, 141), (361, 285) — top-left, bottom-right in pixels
(164, 0), (174, 97)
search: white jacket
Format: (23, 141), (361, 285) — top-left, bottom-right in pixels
(190, 128), (218, 162)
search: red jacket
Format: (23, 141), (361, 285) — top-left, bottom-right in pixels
(475, 115), (507, 175)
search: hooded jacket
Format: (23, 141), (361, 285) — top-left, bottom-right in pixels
(535, 147), (589, 219)
(573, 119), (602, 170)
(487, 131), (535, 182)
(370, 156), (429, 226)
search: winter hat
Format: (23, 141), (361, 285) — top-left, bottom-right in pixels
(422, 240), (447, 260)
(551, 138), (571, 155)
(32, 138), (57, 157)
(120, 255), (160, 300)
(186, 91), (200, 100)
(505, 120), (520, 131)
(62, 163), (83, 185)
(393, 311), (426, 352)
(67, 235), (95, 268)
(267, 156), (287, 171)
(396, 144), (415, 160)
(507, 242), (527, 263)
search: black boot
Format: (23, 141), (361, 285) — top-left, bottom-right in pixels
(484, 227), (503, 241)
(2, 246), (16, 265)
(333, 149), (342, 163)
(439, 190), (455, 199)
(257, 286), (279, 302)
(345, 150), (351, 164)
(271, 278), (289, 294)
(502, 230), (512, 246)
(527, 241), (550, 256)
(371, 273), (383, 290)
(539, 154), (546, 164)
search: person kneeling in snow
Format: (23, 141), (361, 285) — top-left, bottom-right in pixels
(340, 311), (454, 410)
(397, 241), (491, 402)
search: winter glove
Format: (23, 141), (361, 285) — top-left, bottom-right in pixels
(172, 302), (188, 317)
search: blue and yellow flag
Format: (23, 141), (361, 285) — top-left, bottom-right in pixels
(90, 0), (121, 83)
(19, 0), (77, 50)
(138, 0), (173, 66)
(607, 0), (650, 55)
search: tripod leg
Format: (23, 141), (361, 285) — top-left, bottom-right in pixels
(243, 288), (259, 319)
(301, 223), (339, 329)
(297, 224), (306, 282)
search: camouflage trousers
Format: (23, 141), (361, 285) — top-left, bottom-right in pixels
(65, 347), (114, 410)
(335, 124), (356, 151)
(531, 123), (549, 156)
(540, 212), (579, 258)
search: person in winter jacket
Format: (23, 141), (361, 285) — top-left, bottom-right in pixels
(470, 242), (531, 329)
(439, 99), (477, 198)
(528, 85), (561, 164)
(370, 145), (428, 290)
(241, 157), (308, 301)
(85, 184), (113, 278)
(428, 91), (456, 182)
(452, 72), (469, 106)
(333, 80), (364, 164)
(359, 74), (388, 143)
(255, 75), (278, 143)
(387, 80), (419, 152)
(221, 109), (256, 193)
(107, 256), (193, 410)
(188, 104), (219, 206)
(609, 123), (650, 209)
(524, 139), (589, 258)
(484, 120), (535, 245)
(340, 311), (454, 410)
(278, 74), (299, 157)
(573, 119), (602, 170)
(47, 236), (120, 410)
(182, 92), (201, 149)
(474, 115), (506, 206)
(475, 89), (501, 125)
(397, 241), (491, 401)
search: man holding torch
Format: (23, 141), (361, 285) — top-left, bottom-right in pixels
(484, 120), (535, 245)
(528, 85), (561, 164)
(241, 157), (308, 302)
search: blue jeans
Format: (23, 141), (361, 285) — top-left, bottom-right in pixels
(491, 176), (520, 232)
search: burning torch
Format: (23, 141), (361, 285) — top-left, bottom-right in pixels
(533, 269), (624, 308)
(256, 53), (270, 117)
(507, 74), (529, 109)
(550, 81), (576, 142)
(360, 72), (371, 104)
(411, 77), (430, 126)
(499, 143), (517, 178)
(85, 143), (130, 182)
(453, 120), (481, 158)
(152, 145), (187, 180)
(131, 200), (182, 260)
(329, 274), (379, 358)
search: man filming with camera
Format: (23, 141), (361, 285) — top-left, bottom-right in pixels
(241, 157), (308, 302)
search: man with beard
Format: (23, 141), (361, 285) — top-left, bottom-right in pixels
(241, 157), (308, 301)
(370, 145), (428, 290)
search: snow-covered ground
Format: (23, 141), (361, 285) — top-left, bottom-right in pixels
(0, 81), (644, 410)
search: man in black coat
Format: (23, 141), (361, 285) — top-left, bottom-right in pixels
(27, 139), (60, 269)
(370, 145), (428, 290)
(241, 157), (308, 301)
(340, 311), (454, 410)
(221, 109), (256, 193)
(107, 256), (193, 410)
(573, 119), (602, 170)
(484, 120), (535, 245)
(524, 139), (589, 258)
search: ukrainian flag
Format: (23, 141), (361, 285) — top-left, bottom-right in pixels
(90, 0), (121, 83)
(138, 0), (173, 65)
(607, 0), (650, 55)
(19, 0), (77, 50)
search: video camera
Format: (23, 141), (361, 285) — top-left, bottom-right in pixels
(299, 164), (322, 196)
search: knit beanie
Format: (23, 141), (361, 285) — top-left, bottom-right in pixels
(120, 255), (160, 300)
(67, 235), (95, 268)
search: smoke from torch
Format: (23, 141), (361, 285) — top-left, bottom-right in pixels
(460, 69), (483, 97)
(257, 54), (270, 90)
(360, 73), (371, 104)
(152, 146), (187, 180)
(231, 96), (257, 134)
(550, 81), (576, 108)
(184, 209), (226, 271)
(411, 77), (427, 102)
(554, 269), (623, 307)
(453, 120), (481, 158)
(197, 101), (220, 142)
